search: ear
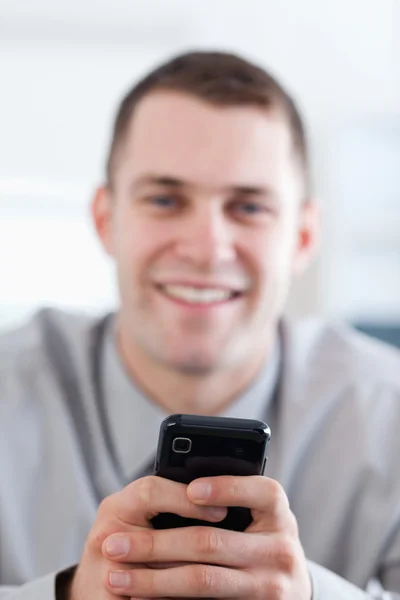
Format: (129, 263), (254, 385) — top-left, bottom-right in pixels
(91, 186), (114, 257)
(292, 199), (321, 276)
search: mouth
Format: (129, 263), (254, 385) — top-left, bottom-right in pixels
(155, 283), (244, 306)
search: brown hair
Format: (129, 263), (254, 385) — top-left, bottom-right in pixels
(106, 51), (309, 193)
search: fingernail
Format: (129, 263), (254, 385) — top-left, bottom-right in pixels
(105, 535), (130, 557)
(188, 480), (212, 500)
(109, 571), (130, 588)
(205, 507), (226, 521)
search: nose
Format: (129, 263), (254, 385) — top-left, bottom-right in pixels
(174, 204), (236, 267)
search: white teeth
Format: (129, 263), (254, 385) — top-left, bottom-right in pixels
(162, 285), (233, 304)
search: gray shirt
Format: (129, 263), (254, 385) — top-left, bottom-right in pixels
(1, 308), (400, 599)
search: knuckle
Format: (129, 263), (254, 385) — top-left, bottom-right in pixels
(269, 479), (286, 506)
(138, 571), (157, 598)
(287, 510), (300, 536)
(273, 536), (298, 573)
(132, 476), (156, 509)
(97, 493), (116, 517)
(225, 475), (238, 496)
(87, 524), (117, 555)
(266, 573), (289, 600)
(268, 479), (288, 518)
(86, 523), (114, 554)
(194, 527), (224, 557)
(86, 527), (103, 553)
(134, 529), (155, 561)
(189, 564), (218, 594)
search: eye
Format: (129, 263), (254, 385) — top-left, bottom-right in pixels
(149, 195), (178, 208)
(232, 200), (273, 217)
(236, 201), (265, 214)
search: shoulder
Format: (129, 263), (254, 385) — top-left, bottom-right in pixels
(282, 316), (400, 393)
(0, 306), (111, 385)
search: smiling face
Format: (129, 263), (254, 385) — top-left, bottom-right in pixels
(93, 91), (318, 375)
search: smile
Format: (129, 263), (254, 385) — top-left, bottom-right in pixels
(157, 284), (242, 305)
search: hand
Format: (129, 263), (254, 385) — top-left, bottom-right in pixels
(69, 476), (227, 600)
(102, 475), (312, 599)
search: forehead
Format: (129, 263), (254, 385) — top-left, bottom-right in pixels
(117, 91), (298, 190)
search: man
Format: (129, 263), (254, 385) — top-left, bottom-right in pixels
(0, 51), (399, 600)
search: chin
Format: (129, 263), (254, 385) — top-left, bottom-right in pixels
(166, 349), (226, 376)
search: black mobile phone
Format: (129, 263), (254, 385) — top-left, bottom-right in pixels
(151, 414), (271, 532)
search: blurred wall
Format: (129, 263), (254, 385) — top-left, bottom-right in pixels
(0, 0), (399, 330)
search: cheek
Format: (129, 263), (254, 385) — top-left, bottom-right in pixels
(273, 217), (299, 267)
(112, 215), (154, 268)
(252, 227), (297, 288)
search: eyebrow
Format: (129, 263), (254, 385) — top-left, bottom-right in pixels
(130, 173), (273, 197)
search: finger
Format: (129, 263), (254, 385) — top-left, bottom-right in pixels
(187, 476), (292, 532)
(105, 564), (254, 598)
(103, 526), (284, 569)
(109, 476), (227, 527)
(188, 475), (289, 511)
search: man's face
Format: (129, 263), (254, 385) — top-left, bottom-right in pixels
(94, 91), (317, 374)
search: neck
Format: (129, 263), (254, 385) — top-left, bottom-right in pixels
(115, 321), (277, 416)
